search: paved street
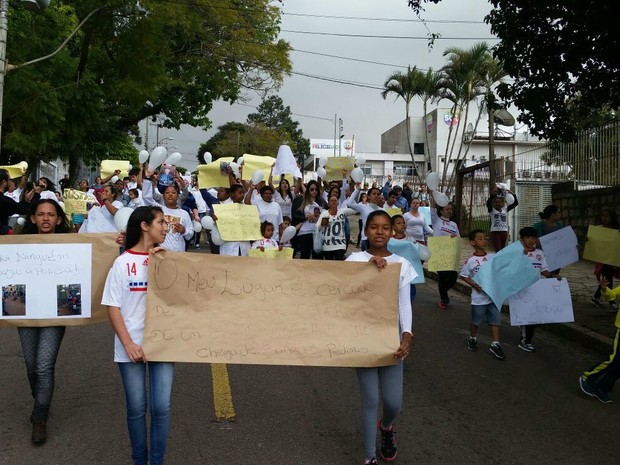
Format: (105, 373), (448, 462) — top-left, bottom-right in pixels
(1, 277), (618, 465)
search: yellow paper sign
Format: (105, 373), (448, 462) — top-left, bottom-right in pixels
(385, 207), (403, 217)
(143, 253), (401, 367)
(0, 233), (119, 328)
(0, 161), (28, 179)
(248, 248), (294, 259)
(63, 189), (91, 215)
(583, 225), (620, 267)
(427, 236), (462, 272)
(100, 160), (130, 180)
(197, 157), (234, 188)
(241, 154), (276, 181)
(213, 203), (262, 241)
(324, 157), (355, 180)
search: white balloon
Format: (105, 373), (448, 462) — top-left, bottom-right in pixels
(16, 217), (26, 226)
(165, 152), (182, 166)
(316, 167), (326, 178)
(356, 156), (366, 165)
(432, 190), (449, 207)
(193, 221), (202, 234)
(505, 192), (515, 205)
(114, 207), (135, 232)
(350, 167), (364, 183)
(318, 156), (328, 167)
(148, 146), (168, 171)
(229, 162), (240, 177)
(200, 216), (215, 230)
(280, 225), (296, 243)
(210, 226), (224, 246)
(251, 170), (264, 185)
(128, 164), (133, 170)
(237, 156), (245, 165)
(111, 176), (119, 184)
(203, 152), (212, 164)
(138, 150), (149, 164)
(417, 244), (431, 261)
(496, 182), (510, 191)
(426, 172), (440, 191)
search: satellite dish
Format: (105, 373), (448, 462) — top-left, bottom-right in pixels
(493, 109), (516, 126)
(464, 123), (474, 142)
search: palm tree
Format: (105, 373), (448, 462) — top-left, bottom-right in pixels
(419, 68), (443, 175)
(381, 66), (424, 181)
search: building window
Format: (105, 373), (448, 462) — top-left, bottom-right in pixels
(394, 164), (415, 176)
(359, 164), (372, 175)
(413, 143), (425, 155)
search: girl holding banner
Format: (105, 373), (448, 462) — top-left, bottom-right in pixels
(346, 210), (415, 465)
(103, 206), (174, 465)
(19, 199), (74, 445)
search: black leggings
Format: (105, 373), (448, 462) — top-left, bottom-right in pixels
(437, 271), (458, 303)
(322, 249), (345, 260)
(298, 233), (320, 259)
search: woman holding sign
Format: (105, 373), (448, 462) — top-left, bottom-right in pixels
(346, 210), (415, 465)
(102, 206), (174, 465)
(18, 199), (74, 445)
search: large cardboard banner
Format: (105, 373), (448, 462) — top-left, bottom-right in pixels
(248, 248), (294, 259)
(100, 160), (130, 180)
(240, 154), (276, 181)
(0, 233), (119, 327)
(0, 161), (28, 179)
(508, 278), (574, 326)
(63, 188), (91, 215)
(213, 204), (262, 241)
(474, 241), (539, 310)
(538, 226), (579, 271)
(583, 225), (620, 267)
(324, 157), (355, 180)
(143, 253), (401, 367)
(427, 236), (461, 272)
(197, 158), (234, 188)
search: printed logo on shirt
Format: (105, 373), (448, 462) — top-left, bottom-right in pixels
(129, 281), (148, 292)
(142, 258), (149, 266)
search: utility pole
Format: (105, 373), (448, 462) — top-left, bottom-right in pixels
(338, 118), (343, 157)
(488, 110), (495, 190)
(333, 113), (337, 157)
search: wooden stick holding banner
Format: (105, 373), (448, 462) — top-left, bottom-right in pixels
(143, 254), (401, 367)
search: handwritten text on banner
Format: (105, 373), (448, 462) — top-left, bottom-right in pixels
(538, 226), (579, 271)
(508, 278), (574, 326)
(426, 236), (461, 272)
(143, 253), (401, 367)
(213, 204), (262, 241)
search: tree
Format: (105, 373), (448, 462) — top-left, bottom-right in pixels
(247, 95), (309, 164)
(381, 66), (424, 180)
(3, 0), (291, 180)
(197, 121), (293, 162)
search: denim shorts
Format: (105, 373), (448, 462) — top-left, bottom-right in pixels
(471, 303), (501, 326)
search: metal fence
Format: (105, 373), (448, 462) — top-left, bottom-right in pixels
(456, 121), (620, 236)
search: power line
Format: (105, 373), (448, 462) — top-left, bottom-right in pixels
(292, 48), (419, 70)
(281, 30), (498, 40)
(234, 103), (333, 122)
(282, 11), (486, 25)
(291, 71), (384, 90)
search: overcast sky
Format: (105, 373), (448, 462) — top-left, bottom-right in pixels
(160, 0), (495, 170)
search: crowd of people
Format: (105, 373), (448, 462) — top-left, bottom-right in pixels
(2, 163), (620, 465)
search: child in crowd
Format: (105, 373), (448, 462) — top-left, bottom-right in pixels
(486, 187), (518, 252)
(279, 216), (293, 248)
(459, 230), (505, 360)
(346, 210), (415, 465)
(518, 227), (561, 352)
(579, 276), (620, 404)
(128, 188), (143, 209)
(391, 214), (406, 240)
(251, 221), (281, 251)
(389, 214), (424, 304)
(102, 206), (175, 465)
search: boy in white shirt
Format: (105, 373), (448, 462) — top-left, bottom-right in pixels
(460, 230), (505, 360)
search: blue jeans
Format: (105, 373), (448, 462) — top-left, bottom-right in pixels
(117, 362), (175, 465)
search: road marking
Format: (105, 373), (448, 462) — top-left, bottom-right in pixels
(211, 363), (236, 420)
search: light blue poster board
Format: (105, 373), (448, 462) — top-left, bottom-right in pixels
(387, 238), (425, 284)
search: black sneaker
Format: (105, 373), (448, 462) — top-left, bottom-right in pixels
(379, 420), (397, 462)
(489, 343), (505, 360)
(363, 459), (379, 465)
(31, 420), (46, 445)
(467, 338), (478, 351)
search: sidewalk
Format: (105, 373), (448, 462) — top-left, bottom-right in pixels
(424, 238), (617, 355)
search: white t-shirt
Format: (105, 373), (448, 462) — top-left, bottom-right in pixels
(101, 250), (150, 363)
(161, 206), (194, 252)
(298, 202), (321, 236)
(524, 248), (549, 276)
(347, 189), (383, 240)
(4, 188), (22, 202)
(403, 212), (433, 242)
(431, 209), (460, 237)
(318, 208), (356, 252)
(345, 251), (415, 334)
(190, 187), (208, 214)
(489, 207), (509, 232)
(273, 190), (293, 219)
(460, 253), (494, 305)
(251, 238), (279, 250)
(252, 197), (283, 242)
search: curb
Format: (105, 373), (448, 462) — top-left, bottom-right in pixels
(423, 269), (614, 356)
